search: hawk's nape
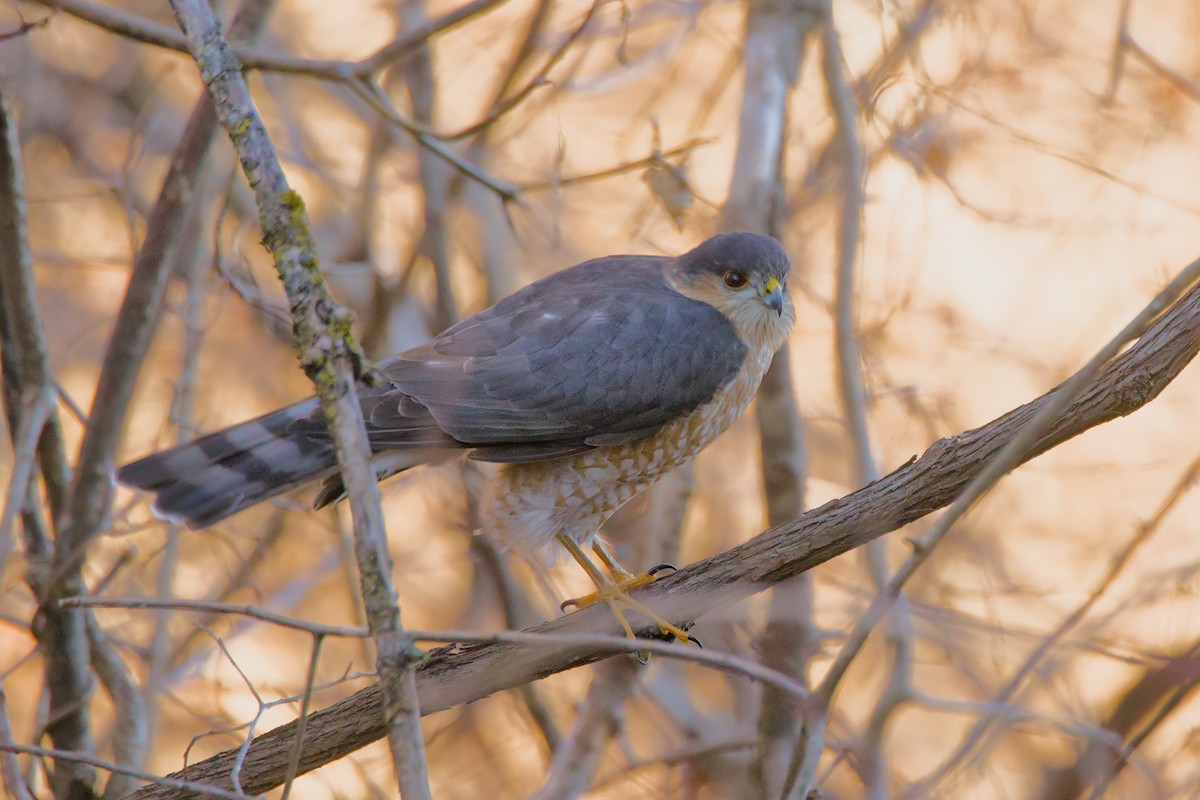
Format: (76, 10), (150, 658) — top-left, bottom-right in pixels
(117, 233), (791, 532)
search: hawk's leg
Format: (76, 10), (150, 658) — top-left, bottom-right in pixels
(591, 540), (656, 589)
(556, 534), (690, 643)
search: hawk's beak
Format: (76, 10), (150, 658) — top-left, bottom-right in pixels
(761, 278), (785, 316)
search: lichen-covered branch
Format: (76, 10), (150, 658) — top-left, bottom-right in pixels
(164, 2), (431, 797)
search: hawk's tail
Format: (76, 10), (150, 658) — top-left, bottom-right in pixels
(120, 396), (458, 529)
(118, 399), (339, 529)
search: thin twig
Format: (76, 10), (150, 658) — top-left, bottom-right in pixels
(280, 635), (325, 800)
(407, 629), (814, 700)
(0, 742), (257, 800)
(0, 11), (51, 42)
(200, 628), (264, 795)
(73, 599), (814, 703)
(30, 0), (508, 81)
(0, 688), (35, 800)
(818, 3), (915, 798)
(64, 597), (371, 638)
(354, 0), (512, 78)
(442, 0), (601, 142)
(343, 79), (521, 202)
(86, 610), (148, 800)
(519, 138), (715, 192)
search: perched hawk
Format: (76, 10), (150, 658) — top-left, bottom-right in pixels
(120, 232), (794, 638)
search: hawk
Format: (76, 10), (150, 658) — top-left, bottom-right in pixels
(119, 232), (795, 639)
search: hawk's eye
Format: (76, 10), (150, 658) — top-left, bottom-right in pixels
(723, 271), (748, 289)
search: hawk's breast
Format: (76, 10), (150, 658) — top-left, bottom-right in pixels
(482, 339), (780, 555)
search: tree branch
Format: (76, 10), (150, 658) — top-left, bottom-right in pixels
(29, 0), (525, 204)
(0, 688), (34, 800)
(0, 59), (82, 797)
(29, 0), (509, 81)
(786, 253), (1200, 798)
(715, 0), (816, 794)
(16, 4), (277, 794)
(819, 3), (916, 796)
(164, 1), (430, 796)
(0, 743), (256, 800)
(127, 261), (1200, 799)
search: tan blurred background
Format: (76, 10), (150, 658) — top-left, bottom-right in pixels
(2, 0), (1200, 797)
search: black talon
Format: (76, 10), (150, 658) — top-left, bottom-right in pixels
(635, 650), (651, 666)
(560, 598), (580, 611)
(646, 563), (678, 577)
(641, 622), (696, 645)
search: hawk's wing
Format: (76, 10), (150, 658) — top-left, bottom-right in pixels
(371, 255), (747, 461)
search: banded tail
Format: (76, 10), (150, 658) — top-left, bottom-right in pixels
(117, 399), (435, 529)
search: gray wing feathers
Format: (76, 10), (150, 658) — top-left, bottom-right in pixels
(377, 256), (746, 458)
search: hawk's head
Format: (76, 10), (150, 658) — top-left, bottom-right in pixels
(668, 232), (795, 350)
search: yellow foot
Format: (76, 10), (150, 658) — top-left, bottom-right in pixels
(560, 564), (675, 607)
(560, 566), (691, 643)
